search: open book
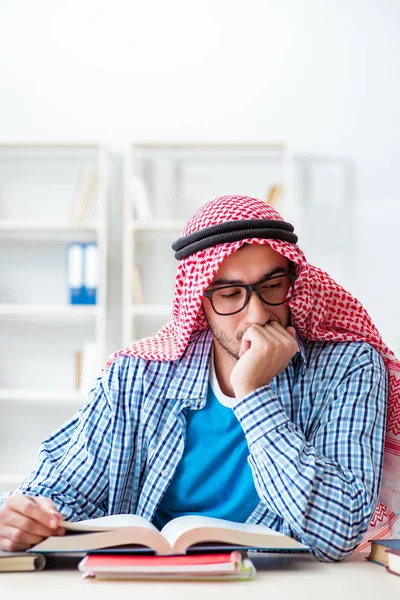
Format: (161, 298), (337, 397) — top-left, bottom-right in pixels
(28, 514), (309, 555)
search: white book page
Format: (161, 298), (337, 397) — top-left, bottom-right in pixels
(62, 514), (158, 532)
(161, 515), (280, 547)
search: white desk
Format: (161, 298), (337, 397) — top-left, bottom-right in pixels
(1, 553), (399, 599)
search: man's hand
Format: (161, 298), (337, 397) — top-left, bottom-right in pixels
(0, 494), (65, 551)
(231, 321), (298, 400)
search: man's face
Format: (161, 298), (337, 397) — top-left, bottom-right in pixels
(202, 244), (291, 361)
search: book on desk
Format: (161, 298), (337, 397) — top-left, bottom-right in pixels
(0, 550), (45, 572)
(367, 538), (400, 567)
(27, 514), (309, 556)
(78, 551), (256, 581)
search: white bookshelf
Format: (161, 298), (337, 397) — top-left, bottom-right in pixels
(0, 304), (101, 317)
(130, 304), (172, 316)
(0, 142), (109, 493)
(123, 141), (291, 346)
(0, 389), (86, 404)
(129, 220), (185, 232)
(292, 154), (355, 290)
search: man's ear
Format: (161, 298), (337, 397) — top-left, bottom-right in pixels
(201, 301), (210, 324)
(288, 260), (296, 275)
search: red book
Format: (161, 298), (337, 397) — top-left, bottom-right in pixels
(78, 551), (256, 581)
(81, 551), (241, 571)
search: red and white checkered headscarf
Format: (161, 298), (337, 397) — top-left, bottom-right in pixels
(106, 194), (400, 549)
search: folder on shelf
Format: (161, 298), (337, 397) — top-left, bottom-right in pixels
(67, 243), (85, 305)
(67, 242), (98, 305)
(83, 243), (98, 305)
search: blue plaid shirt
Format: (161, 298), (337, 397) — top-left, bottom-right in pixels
(1, 329), (387, 561)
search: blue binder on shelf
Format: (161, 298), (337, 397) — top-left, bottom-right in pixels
(67, 243), (85, 305)
(67, 242), (98, 305)
(83, 243), (98, 305)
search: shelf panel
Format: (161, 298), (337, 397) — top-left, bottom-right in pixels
(132, 141), (287, 150)
(131, 304), (172, 316)
(0, 304), (102, 318)
(130, 220), (185, 231)
(0, 389), (85, 404)
(0, 142), (100, 149)
(0, 220), (99, 232)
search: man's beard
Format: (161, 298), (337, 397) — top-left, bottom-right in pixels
(204, 318), (244, 361)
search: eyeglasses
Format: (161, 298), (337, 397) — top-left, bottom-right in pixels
(203, 273), (297, 316)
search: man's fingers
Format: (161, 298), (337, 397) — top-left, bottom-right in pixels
(30, 496), (62, 527)
(0, 524), (47, 547)
(7, 495), (61, 529)
(241, 323), (284, 348)
(267, 320), (292, 337)
(245, 322), (289, 345)
(241, 323), (298, 357)
(238, 338), (251, 357)
(1, 509), (61, 538)
(0, 535), (30, 552)
(268, 321), (298, 343)
(0, 494), (65, 552)
(27, 496), (62, 526)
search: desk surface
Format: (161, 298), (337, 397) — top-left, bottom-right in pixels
(1, 553), (400, 599)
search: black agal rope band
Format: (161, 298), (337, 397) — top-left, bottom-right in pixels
(172, 219), (298, 260)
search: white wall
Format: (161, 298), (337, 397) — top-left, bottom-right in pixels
(1, 0), (400, 351)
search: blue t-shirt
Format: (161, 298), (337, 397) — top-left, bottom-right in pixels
(153, 360), (260, 529)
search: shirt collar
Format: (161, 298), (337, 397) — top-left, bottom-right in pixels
(295, 328), (307, 365)
(165, 329), (213, 407)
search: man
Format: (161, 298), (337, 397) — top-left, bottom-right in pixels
(0, 194), (399, 561)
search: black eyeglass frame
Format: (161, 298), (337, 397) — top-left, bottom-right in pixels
(203, 272), (297, 316)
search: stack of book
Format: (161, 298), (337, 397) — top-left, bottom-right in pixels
(367, 538), (400, 567)
(367, 538), (400, 577)
(78, 551), (254, 581)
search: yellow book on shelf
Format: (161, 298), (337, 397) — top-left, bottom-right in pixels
(69, 170), (98, 223)
(132, 263), (144, 304)
(265, 184), (284, 207)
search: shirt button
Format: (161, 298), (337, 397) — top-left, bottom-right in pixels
(161, 469), (168, 477)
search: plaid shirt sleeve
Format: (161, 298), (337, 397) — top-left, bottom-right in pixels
(233, 343), (388, 562)
(0, 373), (113, 521)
